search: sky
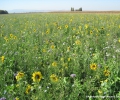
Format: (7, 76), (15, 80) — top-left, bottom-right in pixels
(0, 0), (120, 12)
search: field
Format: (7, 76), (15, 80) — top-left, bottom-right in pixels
(0, 12), (120, 100)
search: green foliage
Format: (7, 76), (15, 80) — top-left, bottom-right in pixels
(0, 13), (120, 100)
(0, 10), (8, 14)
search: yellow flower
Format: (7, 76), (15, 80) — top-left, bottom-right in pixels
(4, 36), (9, 42)
(15, 72), (24, 81)
(1, 56), (5, 63)
(98, 90), (102, 94)
(26, 84), (31, 94)
(34, 29), (36, 32)
(50, 74), (58, 82)
(68, 58), (71, 61)
(104, 69), (110, 76)
(15, 97), (19, 100)
(32, 71), (42, 82)
(67, 46), (70, 52)
(14, 36), (17, 40)
(57, 26), (61, 30)
(65, 25), (68, 29)
(52, 62), (57, 67)
(85, 24), (88, 29)
(118, 39), (120, 43)
(51, 45), (55, 49)
(42, 49), (46, 53)
(10, 34), (14, 38)
(90, 31), (93, 34)
(75, 40), (81, 45)
(90, 63), (97, 71)
(46, 29), (50, 34)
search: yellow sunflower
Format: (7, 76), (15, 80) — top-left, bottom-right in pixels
(52, 62), (57, 67)
(15, 72), (24, 81)
(1, 56), (5, 63)
(50, 74), (58, 82)
(65, 25), (68, 29)
(104, 70), (110, 76)
(90, 63), (97, 71)
(32, 71), (42, 82)
(26, 84), (31, 94)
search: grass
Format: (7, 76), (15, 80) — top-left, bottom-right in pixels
(0, 13), (120, 100)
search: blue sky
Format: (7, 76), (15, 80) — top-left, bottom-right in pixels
(0, 0), (120, 11)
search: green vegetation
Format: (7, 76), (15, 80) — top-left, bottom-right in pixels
(0, 10), (8, 14)
(0, 13), (120, 100)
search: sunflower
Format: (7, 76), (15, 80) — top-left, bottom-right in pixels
(51, 45), (55, 49)
(25, 84), (31, 94)
(104, 70), (110, 76)
(90, 63), (97, 71)
(50, 74), (58, 82)
(32, 71), (42, 82)
(52, 62), (57, 67)
(1, 56), (5, 63)
(75, 40), (81, 45)
(15, 72), (24, 81)
(65, 25), (68, 29)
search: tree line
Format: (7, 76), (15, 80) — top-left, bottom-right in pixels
(0, 10), (8, 14)
(71, 7), (82, 11)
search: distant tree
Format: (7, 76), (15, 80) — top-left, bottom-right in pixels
(0, 10), (8, 14)
(79, 7), (82, 11)
(75, 7), (82, 11)
(71, 7), (74, 11)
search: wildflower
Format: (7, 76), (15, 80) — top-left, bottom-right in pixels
(42, 49), (46, 53)
(51, 45), (55, 49)
(50, 74), (58, 82)
(70, 19), (72, 22)
(101, 27), (104, 30)
(10, 34), (14, 38)
(68, 58), (71, 61)
(85, 24), (88, 29)
(52, 62), (57, 67)
(0, 97), (6, 100)
(70, 74), (76, 78)
(90, 31), (93, 34)
(46, 30), (49, 34)
(75, 40), (81, 45)
(15, 72), (24, 81)
(118, 39), (120, 43)
(72, 27), (76, 30)
(57, 26), (61, 30)
(104, 69), (110, 76)
(65, 25), (68, 29)
(4, 36), (8, 42)
(1, 56), (5, 63)
(90, 63), (97, 71)
(32, 71), (42, 82)
(67, 46), (70, 52)
(26, 84), (31, 94)
(14, 36), (17, 39)
(15, 97), (19, 100)
(98, 90), (102, 94)
(34, 29), (36, 32)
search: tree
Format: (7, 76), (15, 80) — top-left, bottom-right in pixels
(71, 7), (74, 11)
(79, 7), (82, 11)
(0, 10), (8, 14)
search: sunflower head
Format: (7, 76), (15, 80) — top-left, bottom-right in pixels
(15, 72), (24, 81)
(32, 71), (42, 82)
(25, 84), (31, 94)
(90, 63), (97, 71)
(1, 56), (5, 63)
(50, 74), (58, 83)
(104, 69), (110, 76)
